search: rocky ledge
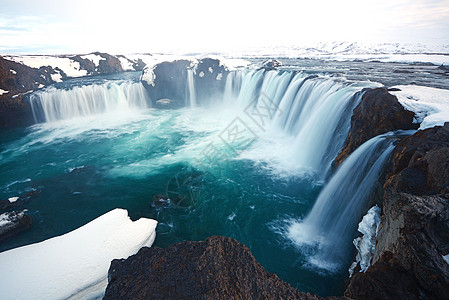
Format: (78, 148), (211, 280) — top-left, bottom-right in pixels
(345, 123), (449, 299)
(104, 236), (329, 300)
(334, 87), (418, 167)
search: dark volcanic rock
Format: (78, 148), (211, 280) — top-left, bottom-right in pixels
(142, 59), (192, 109)
(193, 58), (229, 105)
(0, 210), (32, 242)
(95, 52), (124, 74)
(259, 59), (282, 70)
(345, 123), (449, 300)
(104, 236), (327, 300)
(141, 58), (229, 109)
(334, 88), (418, 166)
(0, 56), (56, 127)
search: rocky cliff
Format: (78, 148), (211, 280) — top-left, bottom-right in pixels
(334, 88), (418, 167)
(0, 56), (57, 127)
(0, 53), (147, 128)
(141, 58), (229, 108)
(345, 123), (449, 299)
(104, 236), (328, 300)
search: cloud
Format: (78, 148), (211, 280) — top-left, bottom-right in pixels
(0, 0), (448, 54)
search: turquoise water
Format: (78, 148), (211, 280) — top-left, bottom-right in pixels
(0, 106), (349, 295)
(0, 69), (380, 296)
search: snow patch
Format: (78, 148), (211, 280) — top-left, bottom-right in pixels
(118, 56), (135, 71)
(9, 69), (16, 75)
(349, 205), (381, 277)
(391, 85), (449, 129)
(8, 197), (19, 203)
(0, 208), (157, 300)
(0, 89), (9, 95)
(51, 72), (63, 82)
(80, 54), (105, 67)
(5, 55), (88, 77)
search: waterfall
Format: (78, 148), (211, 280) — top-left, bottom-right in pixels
(223, 70), (373, 178)
(187, 69), (197, 107)
(286, 133), (397, 271)
(29, 81), (151, 123)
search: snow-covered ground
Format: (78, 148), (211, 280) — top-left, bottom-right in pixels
(4, 55), (88, 78)
(0, 208), (157, 300)
(392, 85), (449, 129)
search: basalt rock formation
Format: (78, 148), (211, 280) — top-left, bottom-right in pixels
(345, 123), (449, 299)
(141, 58), (229, 109)
(104, 236), (328, 300)
(0, 56), (57, 127)
(334, 87), (418, 167)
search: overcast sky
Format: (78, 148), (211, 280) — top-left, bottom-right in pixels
(0, 0), (448, 54)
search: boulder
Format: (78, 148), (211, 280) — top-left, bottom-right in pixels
(334, 88), (418, 166)
(104, 236), (328, 300)
(0, 210), (32, 242)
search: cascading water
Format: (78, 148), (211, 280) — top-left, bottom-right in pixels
(6, 65), (401, 296)
(29, 81), (151, 123)
(187, 69), (197, 107)
(219, 70), (378, 178)
(285, 132), (402, 271)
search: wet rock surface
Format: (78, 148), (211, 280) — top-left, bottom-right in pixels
(141, 58), (229, 109)
(104, 236), (331, 300)
(0, 210), (32, 242)
(334, 87), (418, 166)
(345, 123), (449, 299)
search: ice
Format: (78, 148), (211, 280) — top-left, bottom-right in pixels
(0, 89), (9, 95)
(0, 208), (157, 300)
(349, 205), (381, 277)
(391, 85), (449, 129)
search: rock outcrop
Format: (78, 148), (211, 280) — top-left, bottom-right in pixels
(0, 210), (32, 242)
(345, 123), (449, 299)
(334, 87), (418, 167)
(0, 56), (56, 127)
(141, 58), (229, 109)
(0, 53), (144, 128)
(104, 236), (327, 299)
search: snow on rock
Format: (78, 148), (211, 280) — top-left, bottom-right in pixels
(50, 72), (63, 82)
(118, 56), (135, 71)
(5, 55), (88, 78)
(349, 205), (381, 277)
(0, 208), (157, 300)
(391, 85), (449, 130)
(80, 54), (105, 67)
(0, 211), (24, 227)
(0, 89), (9, 95)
